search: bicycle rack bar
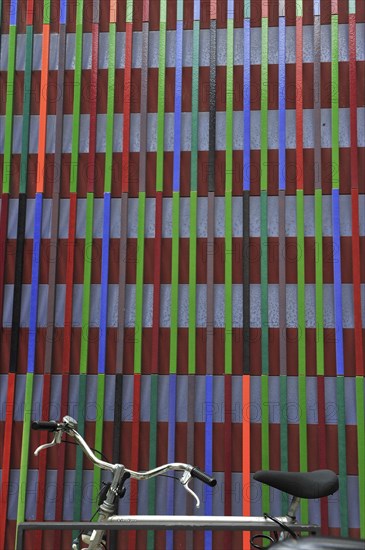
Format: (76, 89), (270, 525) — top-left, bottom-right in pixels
(16, 517), (321, 549)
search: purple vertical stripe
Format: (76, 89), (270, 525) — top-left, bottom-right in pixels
(27, 193), (43, 373)
(279, 16), (286, 190)
(98, 193), (111, 374)
(173, 21), (183, 192)
(60, 0), (67, 24)
(227, 0), (234, 19)
(243, 18), (250, 191)
(10, 0), (18, 25)
(205, 374), (213, 548)
(332, 189), (344, 375)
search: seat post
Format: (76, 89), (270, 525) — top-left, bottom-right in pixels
(287, 495), (301, 519)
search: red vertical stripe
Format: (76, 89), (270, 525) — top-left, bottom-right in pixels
(0, 373), (15, 550)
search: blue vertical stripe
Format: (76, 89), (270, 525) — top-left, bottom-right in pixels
(9, 0), (18, 25)
(60, 0), (67, 24)
(332, 188), (344, 375)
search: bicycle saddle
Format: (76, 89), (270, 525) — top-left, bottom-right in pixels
(253, 470), (339, 499)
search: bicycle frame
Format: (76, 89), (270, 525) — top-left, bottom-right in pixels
(29, 417), (326, 550)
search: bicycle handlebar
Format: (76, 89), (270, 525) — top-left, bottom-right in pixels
(32, 416), (217, 489)
(31, 421), (59, 431)
(191, 467), (217, 487)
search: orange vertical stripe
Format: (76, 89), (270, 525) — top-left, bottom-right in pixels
(36, 24), (50, 193)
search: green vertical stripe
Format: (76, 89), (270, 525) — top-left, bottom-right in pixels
(156, 22), (166, 191)
(134, 192), (146, 374)
(70, 10), (84, 192)
(19, 26), (33, 194)
(356, 377), (365, 537)
(126, 0), (133, 23)
(92, 374), (105, 511)
(43, 0), (51, 23)
(296, 0), (303, 17)
(261, 375), (270, 512)
(80, 193), (94, 375)
(297, 190), (306, 375)
(170, 191), (180, 374)
(105, 23), (116, 193)
(159, 0), (167, 22)
(190, 20), (199, 191)
(16, 373), (34, 523)
(331, 15), (339, 188)
(148, 374), (158, 549)
(3, 25), (17, 194)
(337, 376), (349, 536)
(188, 191), (197, 374)
(315, 189), (324, 375)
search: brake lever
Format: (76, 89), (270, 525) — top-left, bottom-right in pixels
(34, 429), (63, 456)
(180, 472), (200, 509)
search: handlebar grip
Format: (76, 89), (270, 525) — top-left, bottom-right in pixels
(191, 467), (217, 487)
(31, 421), (59, 432)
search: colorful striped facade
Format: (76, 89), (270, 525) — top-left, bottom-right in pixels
(0, 1), (365, 548)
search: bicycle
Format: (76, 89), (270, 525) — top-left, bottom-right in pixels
(27, 415), (340, 550)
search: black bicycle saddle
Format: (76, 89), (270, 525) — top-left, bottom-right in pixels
(253, 470), (339, 499)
